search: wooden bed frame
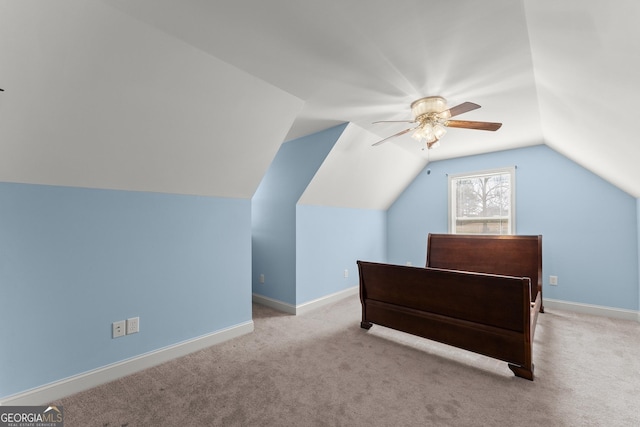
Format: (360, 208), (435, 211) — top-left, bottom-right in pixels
(357, 234), (543, 380)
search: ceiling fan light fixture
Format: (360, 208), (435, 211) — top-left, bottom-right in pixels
(433, 123), (447, 139)
(412, 123), (436, 142)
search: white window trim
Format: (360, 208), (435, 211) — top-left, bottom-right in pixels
(448, 166), (516, 235)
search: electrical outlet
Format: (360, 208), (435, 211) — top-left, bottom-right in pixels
(344, 269), (349, 278)
(259, 273), (265, 284)
(549, 275), (558, 286)
(112, 320), (125, 338)
(126, 317), (139, 334)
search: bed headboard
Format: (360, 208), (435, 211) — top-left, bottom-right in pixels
(426, 233), (542, 300)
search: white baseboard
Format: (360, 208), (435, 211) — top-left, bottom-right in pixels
(544, 298), (640, 322)
(253, 286), (358, 316)
(295, 286), (359, 315)
(0, 321), (254, 406)
(252, 293), (296, 314)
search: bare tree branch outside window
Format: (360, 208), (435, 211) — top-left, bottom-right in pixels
(449, 168), (515, 234)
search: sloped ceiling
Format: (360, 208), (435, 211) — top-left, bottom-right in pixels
(0, 0), (302, 198)
(524, 1), (640, 199)
(298, 123), (429, 210)
(1, 0), (639, 207)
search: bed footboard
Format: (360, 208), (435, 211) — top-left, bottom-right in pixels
(358, 261), (535, 380)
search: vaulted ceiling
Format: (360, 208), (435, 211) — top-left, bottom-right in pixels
(1, 0), (639, 209)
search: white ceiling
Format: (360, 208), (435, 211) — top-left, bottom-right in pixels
(1, 0), (639, 208)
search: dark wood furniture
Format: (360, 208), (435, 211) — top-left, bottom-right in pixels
(357, 234), (543, 380)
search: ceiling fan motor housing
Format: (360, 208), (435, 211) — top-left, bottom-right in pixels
(410, 96), (451, 120)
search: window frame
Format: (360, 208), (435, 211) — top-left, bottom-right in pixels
(448, 166), (516, 235)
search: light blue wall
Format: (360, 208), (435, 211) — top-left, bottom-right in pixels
(296, 205), (386, 304)
(0, 182), (251, 398)
(252, 124), (347, 304)
(388, 145), (639, 311)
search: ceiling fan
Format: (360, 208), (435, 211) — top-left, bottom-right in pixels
(372, 96), (502, 149)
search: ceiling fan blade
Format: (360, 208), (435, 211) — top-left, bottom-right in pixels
(444, 102), (481, 118)
(371, 127), (416, 146)
(372, 120), (416, 124)
(445, 120), (502, 131)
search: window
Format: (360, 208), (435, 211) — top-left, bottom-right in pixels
(448, 167), (515, 234)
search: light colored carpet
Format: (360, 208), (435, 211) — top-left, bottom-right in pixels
(55, 295), (640, 426)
